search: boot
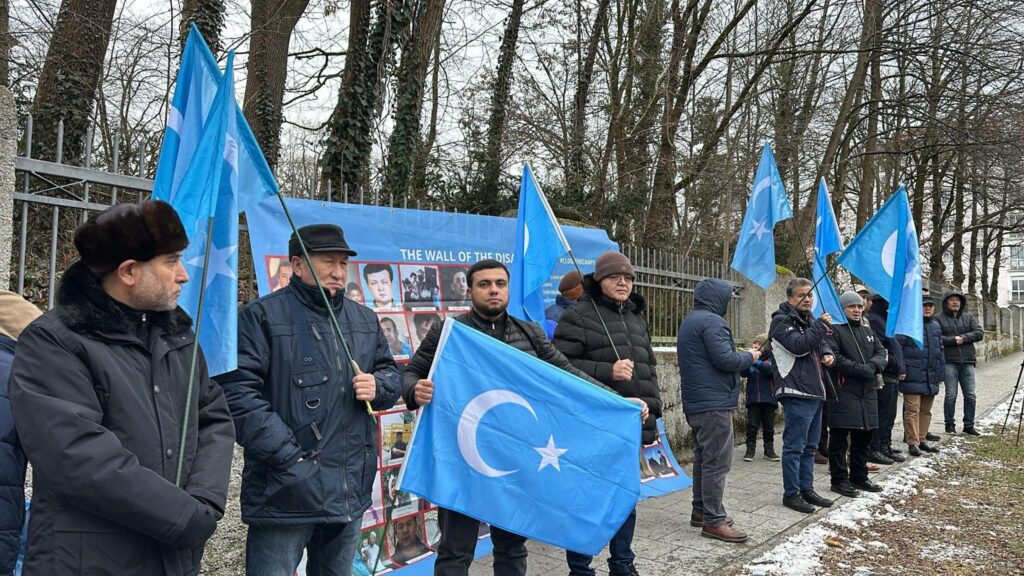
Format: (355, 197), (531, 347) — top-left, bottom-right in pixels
(907, 444), (922, 457)
(830, 481), (860, 498)
(852, 478), (883, 493)
(689, 512), (734, 527)
(701, 523), (749, 543)
(945, 424), (956, 434)
(867, 450), (894, 465)
(783, 494), (815, 513)
(609, 564), (640, 576)
(919, 442), (940, 453)
(763, 446), (780, 462)
(801, 490), (834, 507)
(925, 432), (941, 441)
(744, 444), (756, 462)
(881, 444), (906, 463)
(963, 427), (981, 436)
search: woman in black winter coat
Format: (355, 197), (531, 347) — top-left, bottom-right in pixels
(898, 295), (945, 456)
(552, 251), (661, 576)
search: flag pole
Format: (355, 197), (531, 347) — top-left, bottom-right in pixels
(274, 192), (374, 415)
(523, 161), (621, 361)
(176, 215), (215, 487)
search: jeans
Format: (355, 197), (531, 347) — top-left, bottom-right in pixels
(745, 404), (777, 448)
(903, 394), (935, 446)
(944, 363), (977, 428)
(828, 428), (872, 484)
(434, 507), (527, 576)
(246, 521), (361, 576)
(780, 398), (822, 496)
(565, 509), (637, 575)
(870, 378), (899, 451)
(817, 401), (829, 455)
(686, 410), (734, 527)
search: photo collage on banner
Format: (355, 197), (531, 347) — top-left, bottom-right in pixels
(250, 199), (685, 574)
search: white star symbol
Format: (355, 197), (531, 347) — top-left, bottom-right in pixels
(903, 266), (919, 289)
(188, 243), (238, 288)
(534, 435), (568, 472)
(750, 220), (771, 241)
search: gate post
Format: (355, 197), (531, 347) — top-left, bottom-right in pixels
(0, 86), (16, 290)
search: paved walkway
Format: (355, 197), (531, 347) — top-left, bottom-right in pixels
(469, 352), (1024, 575)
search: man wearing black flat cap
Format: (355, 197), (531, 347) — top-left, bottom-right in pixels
(215, 223), (402, 576)
(9, 200), (236, 575)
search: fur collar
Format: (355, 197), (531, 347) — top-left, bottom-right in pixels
(55, 260), (193, 336)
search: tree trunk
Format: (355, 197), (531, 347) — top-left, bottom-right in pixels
(474, 0), (527, 212)
(382, 0), (447, 201)
(411, 29), (442, 199)
(565, 0), (612, 207)
(29, 0), (118, 163)
(243, 0), (311, 171)
(180, 0), (226, 57)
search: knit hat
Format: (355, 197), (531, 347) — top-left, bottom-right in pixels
(74, 200), (188, 276)
(839, 291), (863, 308)
(558, 271), (582, 293)
(594, 251), (634, 282)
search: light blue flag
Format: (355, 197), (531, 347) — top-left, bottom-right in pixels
(508, 164), (571, 322)
(731, 143), (793, 288)
(398, 321), (641, 555)
(837, 186), (924, 345)
(153, 23), (278, 211)
(811, 179), (846, 324)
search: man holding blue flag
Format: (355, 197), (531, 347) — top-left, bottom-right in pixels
(730, 144), (793, 288)
(402, 259), (647, 576)
(215, 224), (402, 576)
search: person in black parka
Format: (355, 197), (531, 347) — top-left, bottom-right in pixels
(824, 291), (887, 498)
(552, 252), (662, 576)
(898, 295), (945, 456)
(10, 202), (236, 576)
(866, 295), (907, 464)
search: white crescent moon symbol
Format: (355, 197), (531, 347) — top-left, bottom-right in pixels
(751, 176), (771, 206)
(523, 224), (530, 254)
(457, 390), (537, 478)
(881, 231), (897, 277)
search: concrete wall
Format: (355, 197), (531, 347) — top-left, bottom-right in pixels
(0, 87), (15, 290)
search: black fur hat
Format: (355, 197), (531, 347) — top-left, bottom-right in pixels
(74, 200), (189, 276)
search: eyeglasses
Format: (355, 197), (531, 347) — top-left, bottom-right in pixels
(605, 274), (634, 284)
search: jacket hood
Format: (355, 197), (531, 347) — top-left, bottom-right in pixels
(941, 290), (968, 316)
(55, 260), (193, 336)
(694, 278), (733, 317)
(581, 273), (646, 313)
(869, 295), (889, 315)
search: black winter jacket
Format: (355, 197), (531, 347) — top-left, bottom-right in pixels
(745, 359), (776, 406)
(825, 321), (887, 430)
(866, 299), (905, 380)
(677, 279), (754, 415)
(402, 309), (609, 409)
(0, 335), (24, 575)
(768, 302), (832, 401)
(898, 317), (945, 396)
(216, 278), (402, 526)
(935, 291), (984, 365)
(10, 261), (236, 576)
(552, 276), (663, 444)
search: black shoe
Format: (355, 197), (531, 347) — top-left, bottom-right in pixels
(945, 424), (956, 434)
(867, 450), (894, 465)
(889, 445), (904, 454)
(830, 482), (860, 498)
(783, 494), (816, 513)
(883, 448), (906, 463)
(610, 565), (639, 576)
(907, 444), (922, 457)
(925, 432), (941, 441)
(744, 445), (756, 462)
(963, 427), (981, 436)
(919, 442), (940, 454)
(764, 447), (781, 462)
(852, 479), (883, 493)
(801, 490), (834, 507)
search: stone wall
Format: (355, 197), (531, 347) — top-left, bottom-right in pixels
(0, 87), (16, 290)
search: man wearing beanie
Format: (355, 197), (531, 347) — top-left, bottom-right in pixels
(823, 291), (888, 499)
(9, 201), (236, 575)
(678, 278), (757, 543)
(552, 251), (661, 575)
(215, 223), (402, 576)
(545, 270), (583, 325)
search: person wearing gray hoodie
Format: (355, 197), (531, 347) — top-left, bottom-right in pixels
(934, 291), (983, 435)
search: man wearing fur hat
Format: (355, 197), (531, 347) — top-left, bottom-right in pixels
(9, 201), (236, 575)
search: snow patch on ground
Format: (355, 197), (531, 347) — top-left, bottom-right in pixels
(742, 524), (834, 576)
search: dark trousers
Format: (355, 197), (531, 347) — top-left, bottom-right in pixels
(870, 379), (899, 451)
(434, 507), (527, 576)
(565, 509), (636, 575)
(686, 410), (734, 527)
(745, 404), (777, 448)
(828, 427), (872, 485)
(817, 402), (829, 455)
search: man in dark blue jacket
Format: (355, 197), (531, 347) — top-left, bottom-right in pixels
(216, 224), (403, 576)
(678, 278), (756, 543)
(768, 278), (835, 514)
(866, 295), (907, 464)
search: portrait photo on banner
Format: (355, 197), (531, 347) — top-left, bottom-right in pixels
(400, 265), (441, 310)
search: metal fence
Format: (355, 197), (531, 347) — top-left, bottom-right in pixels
(10, 116), (740, 346)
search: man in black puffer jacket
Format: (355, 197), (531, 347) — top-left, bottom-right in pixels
(403, 259), (648, 576)
(552, 251), (661, 576)
(935, 291), (984, 435)
(678, 278), (756, 543)
(824, 292), (887, 499)
(866, 295), (906, 464)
